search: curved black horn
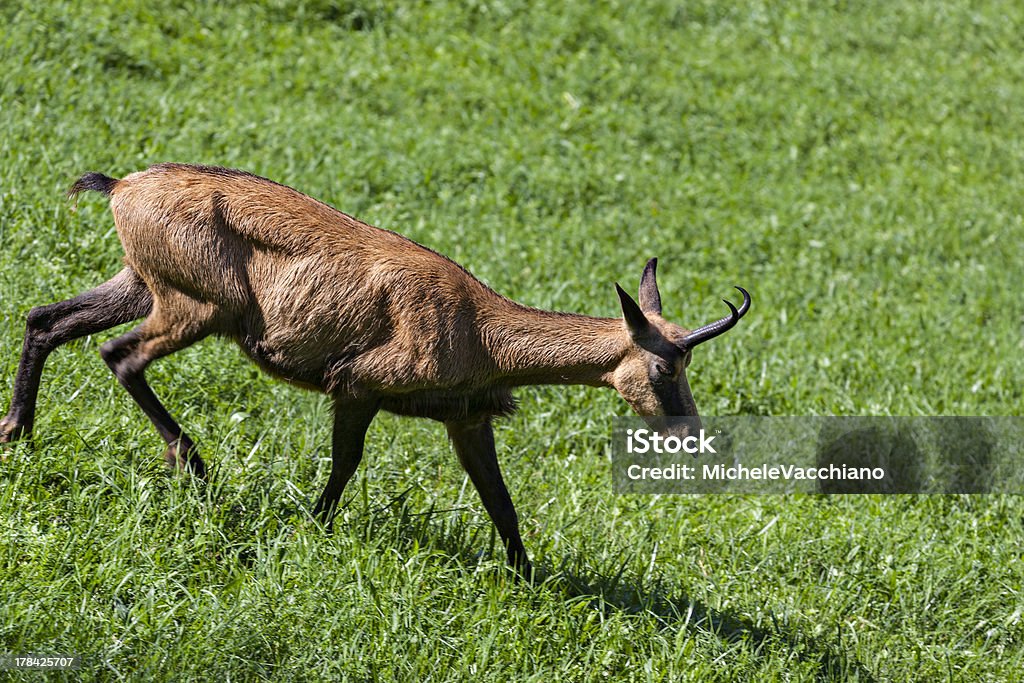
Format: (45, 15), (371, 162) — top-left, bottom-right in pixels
(680, 286), (751, 349)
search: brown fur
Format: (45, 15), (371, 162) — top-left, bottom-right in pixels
(2, 163), (750, 577)
(98, 164), (664, 417)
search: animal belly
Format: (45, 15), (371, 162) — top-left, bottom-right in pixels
(380, 388), (517, 421)
(237, 335), (328, 391)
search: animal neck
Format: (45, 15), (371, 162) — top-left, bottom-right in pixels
(482, 299), (628, 387)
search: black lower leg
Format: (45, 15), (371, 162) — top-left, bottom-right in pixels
(99, 328), (205, 477)
(446, 417), (532, 577)
(1, 269), (152, 442)
(313, 398), (379, 525)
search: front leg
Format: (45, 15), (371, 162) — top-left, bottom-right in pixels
(313, 397), (379, 525)
(446, 416), (532, 578)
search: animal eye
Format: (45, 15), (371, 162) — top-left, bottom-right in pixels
(655, 362), (673, 377)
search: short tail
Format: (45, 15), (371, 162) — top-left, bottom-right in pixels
(67, 172), (120, 199)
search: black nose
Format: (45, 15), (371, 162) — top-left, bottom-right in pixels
(646, 415), (703, 439)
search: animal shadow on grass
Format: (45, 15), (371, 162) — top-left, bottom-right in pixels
(195, 461), (898, 681)
(208, 477), (496, 573)
(552, 564), (879, 683)
(297, 489), (881, 682)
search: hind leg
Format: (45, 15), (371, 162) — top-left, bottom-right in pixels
(1, 267), (152, 443)
(99, 295), (219, 476)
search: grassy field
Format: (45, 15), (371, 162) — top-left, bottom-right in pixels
(2, 0), (1023, 680)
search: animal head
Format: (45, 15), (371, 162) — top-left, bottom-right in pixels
(610, 258), (750, 434)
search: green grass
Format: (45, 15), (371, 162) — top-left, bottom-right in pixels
(2, 0), (1023, 680)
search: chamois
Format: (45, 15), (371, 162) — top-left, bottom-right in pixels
(0, 163), (750, 576)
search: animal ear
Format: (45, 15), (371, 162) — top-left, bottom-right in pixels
(638, 257), (661, 314)
(616, 283), (650, 336)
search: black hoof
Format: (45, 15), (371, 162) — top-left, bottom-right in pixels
(0, 417), (31, 444)
(163, 443), (207, 479)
